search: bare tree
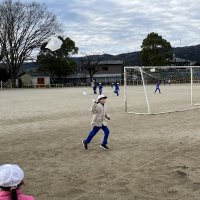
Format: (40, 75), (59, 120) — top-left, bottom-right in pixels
(0, 0), (61, 87)
(81, 54), (105, 82)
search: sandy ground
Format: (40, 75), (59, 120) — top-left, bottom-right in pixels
(0, 85), (200, 200)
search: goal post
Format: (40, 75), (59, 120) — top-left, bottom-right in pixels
(124, 66), (200, 114)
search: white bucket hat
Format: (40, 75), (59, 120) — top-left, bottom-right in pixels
(97, 94), (107, 102)
(0, 164), (24, 187)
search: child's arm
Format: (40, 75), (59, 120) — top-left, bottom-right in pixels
(90, 100), (99, 114)
(105, 113), (111, 120)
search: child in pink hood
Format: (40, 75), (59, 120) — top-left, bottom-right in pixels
(0, 164), (35, 200)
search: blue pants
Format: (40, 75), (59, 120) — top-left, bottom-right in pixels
(114, 90), (119, 96)
(155, 87), (161, 93)
(99, 90), (102, 95)
(85, 125), (110, 145)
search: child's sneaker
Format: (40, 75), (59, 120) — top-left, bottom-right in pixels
(100, 144), (109, 150)
(82, 140), (88, 150)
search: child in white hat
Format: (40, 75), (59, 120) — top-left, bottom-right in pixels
(0, 164), (35, 200)
(82, 94), (111, 150)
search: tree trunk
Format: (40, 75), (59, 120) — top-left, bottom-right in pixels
(90, 75), (93, 83)
(89, 70), (93, 83)
(11, 74), (16, 88)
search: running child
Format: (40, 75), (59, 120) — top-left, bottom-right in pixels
(114, 82), (120, 96)
(98, 83), (103, 95)
(82, 94), (110, 150)
(154, 81), (161, 93)
(91, 79), (97, 94)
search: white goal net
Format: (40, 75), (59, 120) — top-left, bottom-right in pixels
(124, 66), (200, 114)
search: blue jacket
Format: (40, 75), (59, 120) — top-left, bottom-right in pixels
(98, 85), (103, 90)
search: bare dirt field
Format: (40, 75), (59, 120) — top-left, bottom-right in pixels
(1, 85), (200, 200)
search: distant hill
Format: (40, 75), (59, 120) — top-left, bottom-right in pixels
(74, 44), (200, 66)
(172, 45), (200, 62)
(73, 51), (142, 66)
(21, 44), (200, 72)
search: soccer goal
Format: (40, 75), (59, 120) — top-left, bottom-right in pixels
(124, 66), (200, 114)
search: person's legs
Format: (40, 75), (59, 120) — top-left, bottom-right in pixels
(116, 90), (119, 96)
(94, 86), (97, 94)
(85, 126), (100, 144)
(101, 126), (110, 145)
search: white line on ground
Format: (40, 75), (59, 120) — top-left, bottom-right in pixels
(72, 137), (200, 200)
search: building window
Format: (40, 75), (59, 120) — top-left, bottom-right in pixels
(102, 66), (108, 71)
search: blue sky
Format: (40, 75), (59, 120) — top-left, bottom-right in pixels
(21, 0), (200, 56)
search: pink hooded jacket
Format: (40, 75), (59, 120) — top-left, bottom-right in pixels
(0, 189), (35, 200)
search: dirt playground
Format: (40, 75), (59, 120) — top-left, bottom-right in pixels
(1, 85), (200, 200)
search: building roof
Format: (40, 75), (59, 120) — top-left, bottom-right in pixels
(20, 71), (51, 77)
(99, 60), (123, 65)
(172, 57), (191, 63)
(168, 56), (192, 66)
(67, 73), (121, 78)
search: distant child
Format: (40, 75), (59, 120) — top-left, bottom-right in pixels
(168, 78), (171, 86)
(0, 164), (35, 200)
(98, 83), (103, 95)
(154, 81), (161, 93)
(91, 79), (97, 94)
(114, 82), (120, 96)
(82, 94), (110, 150)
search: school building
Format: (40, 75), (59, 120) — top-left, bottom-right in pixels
(17, 72), (51, 88)
(67, 60), (124, 85)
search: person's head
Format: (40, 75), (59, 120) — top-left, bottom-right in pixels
(0, 164), (24, 200)
(97, 94), (107, 104)
(99, 83), (101, 85)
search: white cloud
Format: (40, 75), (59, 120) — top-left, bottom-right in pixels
(21, 0), (200, 55)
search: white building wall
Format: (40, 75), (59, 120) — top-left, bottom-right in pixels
(31, 77), (38, 84)
(21, 74), (32, 84)
(44, 77), (50, 84)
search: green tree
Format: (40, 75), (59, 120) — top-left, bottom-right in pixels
(0, 0), (60, 87)
(37, 36), (78, 77)
(141, 32), (172, 66)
